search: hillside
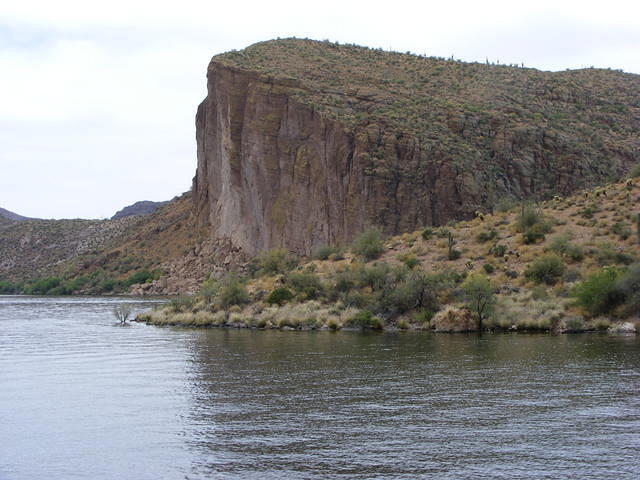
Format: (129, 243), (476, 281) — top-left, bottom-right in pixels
(0, 193), (246, 295)
(140, 175), (640, 333)
(111, 200), (169, 220)
(194, 38), (640, 256)
(0, 207), (31, 223)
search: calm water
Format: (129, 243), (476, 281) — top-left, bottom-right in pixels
(1, 296), (639, 479)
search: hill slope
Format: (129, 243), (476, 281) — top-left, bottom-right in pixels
(194, 38), (639, 256)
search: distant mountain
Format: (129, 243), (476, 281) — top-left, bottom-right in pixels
(0, 207), (31, 222)
(111, 201), (168, 220)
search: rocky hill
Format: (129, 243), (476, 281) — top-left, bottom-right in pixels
(194, 38), (639, 256)
(2, 39), (640, 295)
(0, 207), (31, 223)
(111, 200), (169, 220)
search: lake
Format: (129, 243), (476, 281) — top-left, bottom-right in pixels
(1, 296), (639, 479)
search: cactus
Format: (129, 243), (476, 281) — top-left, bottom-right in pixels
(447, 232), (461, 260)
(636, 213), (640, 245)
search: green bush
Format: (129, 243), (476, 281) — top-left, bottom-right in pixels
(516, 205), (550, 232)
(580, 206), (596, 219)
(611, 221), (631, 240)
(0, 280), (23, 294)
(169, 296), (195, 313)
(572, 267), (625, 315)
(421, 227), (434, 240)
(124, 269), (159, 287)
(547, 234), (584, 262)
(354, 262), (391, 291)
(256, 249), (298, 275)
(312, 245), (343, 261)
(595, 244), (635, 266)
(525, 254), (565, 285)
(333, 269), (356, 294)
(490, 244), (507, 257)
(461, 274), (495, 328)
(345, 310), (384, 330)
(266, 287), (294, 305)
(615, 263), (640, 316)
(495, 197), (517, 213)
(218, 275), (250, 308)
(476, 228), (497, 243)
(522, 227), (546, 244)
(397, 253), (419, 269)
(483, 263), (495, 274)
(23, 277), (69, 295)
(287, 271), (323, 299)
(351, 228), (385, 261)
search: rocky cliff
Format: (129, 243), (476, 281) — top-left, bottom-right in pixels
(193, 38), (640, 256)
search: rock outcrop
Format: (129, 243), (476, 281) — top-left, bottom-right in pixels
(193, 39), (639, 256)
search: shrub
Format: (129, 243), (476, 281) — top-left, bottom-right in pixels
(287, 271), (323, 299)
(24, 277), (68, 295)
(256, 249), (298, 275)
(169, 296), (195, 313)
(199, 278), (219, 304)
(476, 228), (497, 243)
(354, 262), (391, 291)
(516, 205), (550, 233)
(333, 269), (355, 294)
(421, 227), (434, 240)
(483, 263), (495, 274)
(461, 274), (495, 328)
(218, 275), (250, 308)
(490, 244), (507, 257)
(525, 254), (565, 285)
(547, 234), (584, 262)
(346, 310), (384, 330)
(266, 287), (294, 305)
(611, 221), (631, 240)
(312, 245), (342, 261)
(615, 263), (640, 316)
(124, 269), (158, 287)
(397, 253), (419, 269)
(522, 225), (547, 244)
(580, 206), (596, 219)
(0, 280), (22, 294)
(495, 197), (517, 213)
(351, 228), (385, 261)
(629, 163), (640, 178)
(572, 268), (625, 316)
(595, 244), (635, 266)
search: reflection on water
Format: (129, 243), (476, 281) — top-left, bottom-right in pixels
(1, 296), (639, 479)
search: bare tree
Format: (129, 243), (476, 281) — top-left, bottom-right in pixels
(113, 304), (132, 324)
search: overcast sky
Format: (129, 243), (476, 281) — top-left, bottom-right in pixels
(1, 0), (639, 219)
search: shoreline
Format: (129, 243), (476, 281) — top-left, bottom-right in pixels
(134, 307), (638, 335)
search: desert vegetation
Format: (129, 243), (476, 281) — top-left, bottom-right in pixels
(135, 177), (640, 334)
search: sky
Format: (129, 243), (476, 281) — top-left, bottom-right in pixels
(1, 0), (639, 219)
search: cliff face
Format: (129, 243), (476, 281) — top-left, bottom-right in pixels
(193, 39), (640, 256)
(193, 63), (484, 256)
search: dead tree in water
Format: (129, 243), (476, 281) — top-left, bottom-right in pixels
(113, 304), (132, 324)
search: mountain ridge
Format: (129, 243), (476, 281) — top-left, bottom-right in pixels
(194, 38), (639, 256)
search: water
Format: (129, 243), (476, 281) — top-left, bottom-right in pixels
(1, 296), (639, 479)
